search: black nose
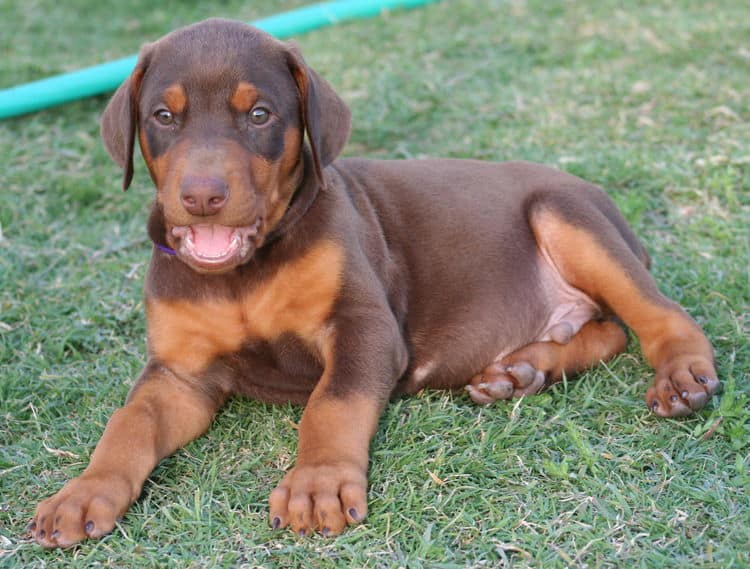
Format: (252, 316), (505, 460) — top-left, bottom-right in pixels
(180, 176), (229, 216)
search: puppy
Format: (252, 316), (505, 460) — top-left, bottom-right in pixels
(31, 19), (718, 547)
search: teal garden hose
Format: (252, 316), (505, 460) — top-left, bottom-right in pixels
(0, 0), (439, 119)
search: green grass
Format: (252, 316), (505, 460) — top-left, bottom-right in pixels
(1, 0), (748, 567)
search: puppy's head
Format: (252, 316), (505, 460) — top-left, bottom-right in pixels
(101, 19), (350, 273)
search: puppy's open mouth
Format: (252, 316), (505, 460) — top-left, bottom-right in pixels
(171, 222), (260, 271)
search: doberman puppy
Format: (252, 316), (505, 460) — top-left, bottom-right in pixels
(31, 19), (719, 547)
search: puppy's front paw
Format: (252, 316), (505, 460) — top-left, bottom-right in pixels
(268, 461), (367, 537)
(31, 472), (133, 548)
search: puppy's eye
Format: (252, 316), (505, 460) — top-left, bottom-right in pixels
(249, 107), (271, 125)
(154, 109), (174, 125)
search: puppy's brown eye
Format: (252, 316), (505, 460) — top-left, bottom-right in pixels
(154, 109), (174, 125)
(249, 107), (270, 125)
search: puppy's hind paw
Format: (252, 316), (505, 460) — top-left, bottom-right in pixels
(466, 361), (546, 405)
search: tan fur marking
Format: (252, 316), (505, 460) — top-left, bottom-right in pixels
(532, 209), (710, 369)
(265, 127), (303, 230)
(146, 300), (245, 377)
(297, 393), (380, 469)
(230, 81), (258, 112)
(249, 154), (275, 196)
(163, 84), (187, 114)
(242, 239), (342, 340)
(141, 136), (169, 189)
(32, 364), (219, 547)
(99, 368), (217, 476)
(504, 320), (627, 382)
(280, 126), (302, 174)
(138, 129), (152, 170)
(147, 240), (344, 376)
(297, 330), (382, 469)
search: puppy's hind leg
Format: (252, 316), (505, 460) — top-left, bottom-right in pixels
(467, 319), (627, 404)
(522, 189), (718, 417)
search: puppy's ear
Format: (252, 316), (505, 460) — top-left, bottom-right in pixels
(100, 48), (151, 191)
(286, 43), (351, 186)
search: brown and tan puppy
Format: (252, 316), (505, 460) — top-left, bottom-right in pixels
(31, 19), (719, 547)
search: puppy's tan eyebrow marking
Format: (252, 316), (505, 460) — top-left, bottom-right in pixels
(230, 81), (259, 112)
(163, 84), (188, 114)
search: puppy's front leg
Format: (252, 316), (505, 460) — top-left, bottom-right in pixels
(269, 316), (407, 537)
(32, 362), (223, 548)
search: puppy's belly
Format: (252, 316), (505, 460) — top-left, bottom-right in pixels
(401, 252), (601, 393)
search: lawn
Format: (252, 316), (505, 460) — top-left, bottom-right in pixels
(1, 0), (748, 567)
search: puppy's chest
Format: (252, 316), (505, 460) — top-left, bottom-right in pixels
(146, 240), (342, 377)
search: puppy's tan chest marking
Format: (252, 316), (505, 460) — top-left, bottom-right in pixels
(147, 240), (343, 376)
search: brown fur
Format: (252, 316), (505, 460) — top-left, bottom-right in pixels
(31, 18), (719, 547)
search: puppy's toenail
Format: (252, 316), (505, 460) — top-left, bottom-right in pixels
(51, 530), (60, 539)
(298, 529), (306, 537)
(84, 521), (94, 535)
(681, 391), (689, 399)
(651, 401), (659, 411)
(670, 394), (678, 402)
(348, 508), (361, 521)
(38, 530), (46, 539)
(322, 527), (330, 537)
(272, 517), (281, 530)
(697, 376), (708, 385)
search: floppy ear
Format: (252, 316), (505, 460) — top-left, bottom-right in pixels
(286, 43), (351, 186)
(100, 51), (149, 191)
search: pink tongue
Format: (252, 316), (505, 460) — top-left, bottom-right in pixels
(191, 224), (235, 257)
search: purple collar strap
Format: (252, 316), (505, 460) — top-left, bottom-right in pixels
(155, 243), (177, 255)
